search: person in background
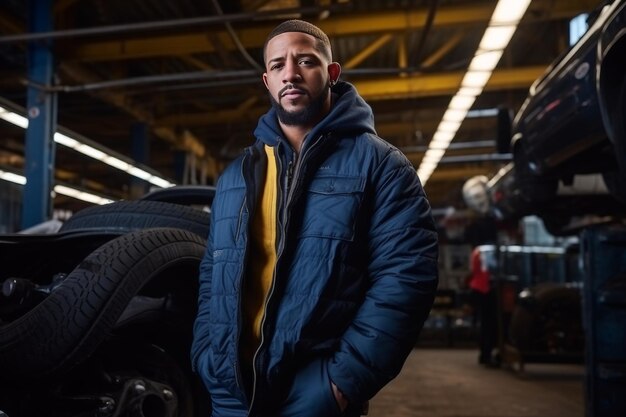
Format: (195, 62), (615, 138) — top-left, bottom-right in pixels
(468, 246), (498, 367)
(191, 19), (439, 417)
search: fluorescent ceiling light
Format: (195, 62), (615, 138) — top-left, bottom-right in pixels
(0, 106), (29, 129)
(461, 71), (492, 89)
(429, 140), (450, 150)
(479, 26), (517, 51)
(148, 176), (175, 188)
(457, 86), (483, 97)
(54, 184), (114, 205)
(0, 170), (27, 185)
(417, 166), (435, 180)
(449, 94), (477, 111)
(469, 50), (504, 72)
(437, 120), (462, 132)
(442, 108), (468, 123)
(54, 132), (80, 148)
(491, 0), (532, 24)
(417, 0), (531, 186)
(432, 130), (455, 143)
(75, 144), (107, 160)
(419, 161), (438, 170)
(127, 166), (153, 180)
(423, 148), (446, 162)
(103, 156), (131, 171)
(0, 168), (114, 205)
(0, 101), (175, 189)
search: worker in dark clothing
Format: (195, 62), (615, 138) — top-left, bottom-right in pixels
(468, 246), (498, 367)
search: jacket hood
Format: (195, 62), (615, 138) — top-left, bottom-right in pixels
(253, 81), (376, 146)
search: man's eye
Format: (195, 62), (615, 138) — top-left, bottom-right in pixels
(271, 64), (283, 70)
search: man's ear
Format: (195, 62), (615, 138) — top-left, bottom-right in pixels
(262, 73), (269, 90)
(328, 62), (341, 84)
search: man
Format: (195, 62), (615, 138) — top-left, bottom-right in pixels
(191, 19), (438, 417)
(468, 246), (498, 367)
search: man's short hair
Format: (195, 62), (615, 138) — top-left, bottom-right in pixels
(263, 19), (332, 64)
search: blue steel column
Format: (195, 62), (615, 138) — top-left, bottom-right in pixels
(580, 225), (626, 417)
(130, 122), (150, 198)
(21, 0), (56, 229)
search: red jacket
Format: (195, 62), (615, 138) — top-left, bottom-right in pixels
(469, 247), (490, 294)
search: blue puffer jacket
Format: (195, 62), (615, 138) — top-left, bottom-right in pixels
(192, 81), (438, 417)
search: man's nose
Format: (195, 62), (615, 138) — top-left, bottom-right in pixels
(283, 61), (302, 83)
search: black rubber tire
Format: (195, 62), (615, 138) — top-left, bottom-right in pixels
(509, 283), (583, 353)
(0, 228), (206, 381)
(59, 200), (210, 239)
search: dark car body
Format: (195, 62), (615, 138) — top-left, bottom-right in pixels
(511, 0), (626, 201)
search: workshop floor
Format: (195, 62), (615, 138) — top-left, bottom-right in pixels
(367, 348), (585, 417)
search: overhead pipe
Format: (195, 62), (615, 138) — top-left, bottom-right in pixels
(24, 66), (441, 93)
(402, 140), (497, 153)
(24, 69), (260, 92)
(0, 5), (346, 44)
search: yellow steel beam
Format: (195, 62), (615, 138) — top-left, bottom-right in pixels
(155, 66), (544, 127)
(63, 0), (597, 62)
(420, 32), (464, 68)
(355, 66), (545, 100)
(397, 35), (408, 76)
(344, 33), (394, 69)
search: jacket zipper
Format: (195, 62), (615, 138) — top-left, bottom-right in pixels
(235, 149), (255, 405)
(248, 135), (326, 413)
(248, 145), (285, 414)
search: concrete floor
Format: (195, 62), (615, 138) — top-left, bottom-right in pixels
(367, 348), (585, 417)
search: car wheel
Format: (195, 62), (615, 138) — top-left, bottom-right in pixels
(0, 228), (206, 381)
(509, 283), (583, 354)
(59, 200), (210, 239)
(91, 339), (209, 417)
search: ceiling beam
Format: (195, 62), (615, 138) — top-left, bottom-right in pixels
(61, 0), (596, 62)
(155, 66), (543, 127)
(355, 66), (545, 99)
(58, 63), (225, 180)
(344, 33), (394, 69)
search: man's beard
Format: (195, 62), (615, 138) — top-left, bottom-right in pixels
(270, 85), (329, 126)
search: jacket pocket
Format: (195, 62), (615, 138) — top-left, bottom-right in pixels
(299, 176), (365, 241)
(277, 358), (342, 417)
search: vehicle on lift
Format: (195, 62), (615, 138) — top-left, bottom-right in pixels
(463, 3), (626, 235)
(0, 186), (214, 417)
(505, 0), (626, 217)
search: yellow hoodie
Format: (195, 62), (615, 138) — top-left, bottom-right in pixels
(241, 144), (278, 367)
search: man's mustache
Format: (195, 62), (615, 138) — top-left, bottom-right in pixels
(279, 84), (307, 97)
